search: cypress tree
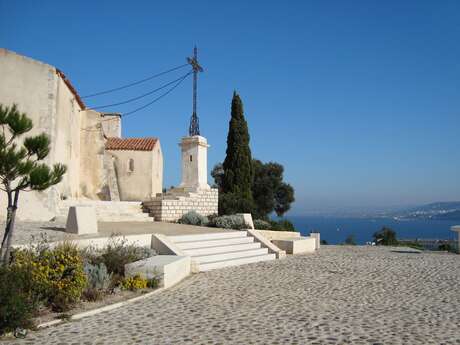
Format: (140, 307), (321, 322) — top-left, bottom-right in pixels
(221, 92), (253, 213)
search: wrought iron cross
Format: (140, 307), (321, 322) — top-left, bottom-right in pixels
(187, 46), (203, 136)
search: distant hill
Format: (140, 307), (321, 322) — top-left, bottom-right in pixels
(394, 202), (460, 220)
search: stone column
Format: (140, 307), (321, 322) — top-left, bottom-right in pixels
(178, 135), (210, 191)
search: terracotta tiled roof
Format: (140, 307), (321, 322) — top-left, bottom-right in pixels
(55, 69), (86, 110)
(105, 137), (158, 151)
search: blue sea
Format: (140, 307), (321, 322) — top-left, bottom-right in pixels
(288, 216), (459, 244)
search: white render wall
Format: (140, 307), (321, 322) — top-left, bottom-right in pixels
(0, 49), (84, 220)
(107, 142), (163, 201)
(144, 189), (218, 222)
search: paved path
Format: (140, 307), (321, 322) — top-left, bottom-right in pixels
(2, 246), (460, 344)
(4, 221), (226, 246)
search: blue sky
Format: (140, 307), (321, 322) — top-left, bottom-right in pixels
(1, 1), (459, 214)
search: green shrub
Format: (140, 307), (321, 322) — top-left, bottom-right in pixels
(210, 215), (248, 229)
(0, 266), (39, 334)
(83, 263), (112, 301)
(373, 227), (398, 246)
(96, 237), (156, 277)
(344, 234), (357, 245)
(147, 277), (160, 289)
(268, 219), (297, 232)
(178, 210), (209, 226)
(253, 219), (272, 230)
(12, 242), (87, 312)
(218, 192), (254, 216)
(121, 275), (148, 291)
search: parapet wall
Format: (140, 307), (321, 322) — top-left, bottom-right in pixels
(144, 189), (218, 222)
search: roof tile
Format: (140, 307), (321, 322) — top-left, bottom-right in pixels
(105, 137), (158, 151)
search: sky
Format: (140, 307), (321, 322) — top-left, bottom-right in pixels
(1, 1), (459, 215)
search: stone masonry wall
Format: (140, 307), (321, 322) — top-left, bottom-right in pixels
(144, 189), (218, 222)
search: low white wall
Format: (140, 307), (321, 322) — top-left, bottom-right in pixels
(253, 229), (300, 241)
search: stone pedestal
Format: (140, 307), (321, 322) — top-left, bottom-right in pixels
(66, 206), (98, 235)
(179, 136), (210, 191)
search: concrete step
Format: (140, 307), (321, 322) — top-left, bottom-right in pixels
(198, 254), (276, 272)
(176, 236), (254, 250)
(183, 242), (261, 256)
(194, 248), (269, 264)
(169, 231), (247, 243)
(168, 230), (277, 272)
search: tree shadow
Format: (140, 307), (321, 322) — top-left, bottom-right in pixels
(39, 226), (66, 232)
(390, 249), (422, 254)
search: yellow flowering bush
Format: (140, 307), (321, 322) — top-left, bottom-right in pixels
(121, 275), (148, 291)
(12, 242), (87, 312)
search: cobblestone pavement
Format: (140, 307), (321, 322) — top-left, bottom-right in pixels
(3, 221), (227, 246)
(2, 246), (460, 345)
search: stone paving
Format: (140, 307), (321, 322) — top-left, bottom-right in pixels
(3, 221), (227, 246)
(2, 246), (460, 344)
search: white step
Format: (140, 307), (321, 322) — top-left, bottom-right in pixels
(198, 254), (276, 272)
(169, 231), (247, 243)
(183, 242), (261, 256)
(194, 248), (269, 263)
(176, 236), (254, 250)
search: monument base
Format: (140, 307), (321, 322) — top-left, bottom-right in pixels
(143, 188), (218, 222)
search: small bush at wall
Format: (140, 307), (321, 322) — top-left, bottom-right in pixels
(210, 215), (248, 230)
(253, 218), (298, 232)
(253, 219), (272, 230)
(147, 277), (160, 289)
(121, 275), (148, 291)
(178, 211), (209, 226)
(0, 266), (39, 335)
(12, 242), (87, 312)
(95, 237), (156, 277)
(83, 263), (112, 301)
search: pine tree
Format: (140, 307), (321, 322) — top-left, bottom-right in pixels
(221, 92), (254, 213)
(0, 104), (66, 265)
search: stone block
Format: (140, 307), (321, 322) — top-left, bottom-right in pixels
(65, 206), (98, 235)
(310, 232), (321, 250)
(236, 213), (254, 229)
(272, 237), (316, 254)
(125, 255), (191, 288)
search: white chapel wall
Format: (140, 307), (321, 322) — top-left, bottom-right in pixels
(107, 149), (157, 201)
(0, 49), (83, 220)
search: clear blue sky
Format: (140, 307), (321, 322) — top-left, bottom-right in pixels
(1, 1), (459, 214)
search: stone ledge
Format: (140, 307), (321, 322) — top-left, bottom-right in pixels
(272, 237), (316, 254)
(125, 255), (191, 289)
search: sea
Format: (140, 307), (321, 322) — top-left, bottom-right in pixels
(288, 216), (459, 245)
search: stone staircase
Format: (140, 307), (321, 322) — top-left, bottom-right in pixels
(58, 200), (154, 222)
(168, 231), (276, 272)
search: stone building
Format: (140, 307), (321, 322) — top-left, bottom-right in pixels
(0, 49), (163, 221)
